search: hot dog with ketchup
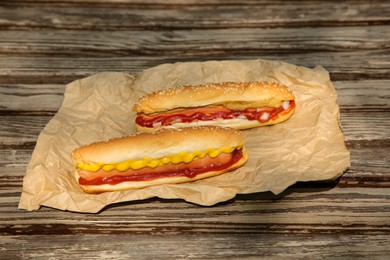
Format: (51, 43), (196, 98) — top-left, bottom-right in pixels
(72, 126), (247, 193)
(133, 81), (295, 132)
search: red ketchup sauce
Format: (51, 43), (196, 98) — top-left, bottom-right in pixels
(135, 100), (295, 128)
(79, 148), (244, 186)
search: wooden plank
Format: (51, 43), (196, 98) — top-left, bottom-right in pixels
(0, 1), (389, 30)
(0, 115), (51, 144)
(2, 144), (389, 188)
(3, 0), (386, 4)
(340, 111), (390, 141)
(1, 80), (389, 112)
(0, 26), (388, 84)
(0, 147), (33, 169)
(0, 105), (388, 139)
(1, 139), (389, 184)
(1, 26), (389, 56)
(1, 181), (389, 226)
(0, 110), (388, 144)
(1, 182), (389, 260)
(334, 80), (390, 110)
(0, 80), (387, 186)
(0, 84), (65, 112)
(1, 232), (389, 259)
(0, 50), (389, 84)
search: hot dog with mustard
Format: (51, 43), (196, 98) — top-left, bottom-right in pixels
(72, 126), (248, 193)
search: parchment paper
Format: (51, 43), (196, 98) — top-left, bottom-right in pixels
(19, 59), (350, 213)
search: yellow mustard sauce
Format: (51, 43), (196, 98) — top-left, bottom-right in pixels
(77, 146), (242, 172)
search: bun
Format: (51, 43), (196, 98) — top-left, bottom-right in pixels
(133, 81), (294, 114)
(72, 126), (248, 193)
(72, 126), (245, 164)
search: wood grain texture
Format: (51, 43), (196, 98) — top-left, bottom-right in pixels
(1, 1), (389, 30)
(2, 26), (389, 56)
(0, 50), (389, 84)
(0, 0), (389, 258)
(1, 184), (389, 258)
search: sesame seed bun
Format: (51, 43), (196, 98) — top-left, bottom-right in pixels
(133, 81), (295, 114)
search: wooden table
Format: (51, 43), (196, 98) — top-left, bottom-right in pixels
(1, 1), (389, 258)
